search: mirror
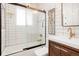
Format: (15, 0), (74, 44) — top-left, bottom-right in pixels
(61, 3), (79, 27)
(48, 8), (55, 35)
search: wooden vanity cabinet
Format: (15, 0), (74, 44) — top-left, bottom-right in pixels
(49, 41), (60, 56)
(49, 40), (79, 56)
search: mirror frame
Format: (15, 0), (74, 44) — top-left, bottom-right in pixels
(61, 3), (79, 27)
(48, 8), (55, 35)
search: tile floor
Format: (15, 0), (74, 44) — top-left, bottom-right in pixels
(9, 46), (44, 56)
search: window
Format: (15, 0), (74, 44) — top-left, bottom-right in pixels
(26, 9), (33, 26)
(16, 7), (25, 25)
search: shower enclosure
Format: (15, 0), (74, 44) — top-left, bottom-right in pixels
(0, 3), (46, 55)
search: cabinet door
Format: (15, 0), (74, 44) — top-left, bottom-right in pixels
(49, 45), (54, 56)
(70, 51), (79, 56)
(49, 41), (60, 56)
(53, 44), (60, 56)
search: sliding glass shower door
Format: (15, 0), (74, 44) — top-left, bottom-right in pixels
(1, 3), (46, 55)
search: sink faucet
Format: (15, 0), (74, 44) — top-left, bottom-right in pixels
(68, 27), (75, 39)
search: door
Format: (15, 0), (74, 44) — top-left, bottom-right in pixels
(1, 3), (46, 55)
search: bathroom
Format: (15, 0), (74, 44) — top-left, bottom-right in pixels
(0, 3), (79, 56)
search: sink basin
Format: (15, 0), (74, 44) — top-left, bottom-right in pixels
(49, 35), (79, 49)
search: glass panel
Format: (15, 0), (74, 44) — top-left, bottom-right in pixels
(1, 3), (46, 55)
(16, 7), (26, 25)
(26, 9), (33, 26)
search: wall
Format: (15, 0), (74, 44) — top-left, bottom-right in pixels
(38, 3), (64, 37)
(55, 3), (79, 38)
(38, 3), (79, 44)
(2, 3), (79, 55)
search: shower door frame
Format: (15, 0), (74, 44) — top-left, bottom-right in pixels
(0, 3), (1, 56)
(0, 3), (46, 55)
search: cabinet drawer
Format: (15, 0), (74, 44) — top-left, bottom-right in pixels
(60, 46), (79, 56)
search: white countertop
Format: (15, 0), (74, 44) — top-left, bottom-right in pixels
(48, 35), (79, 49)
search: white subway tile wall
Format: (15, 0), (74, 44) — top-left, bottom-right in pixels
(38, 3), (79, 40)
(2, 3), (79, 55)
(2, 3), (46, 55)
